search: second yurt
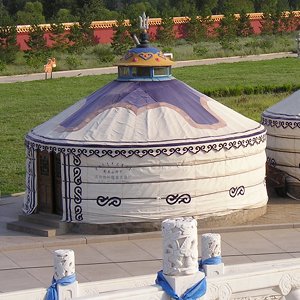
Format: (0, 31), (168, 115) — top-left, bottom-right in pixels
(262, 90), (300, 199)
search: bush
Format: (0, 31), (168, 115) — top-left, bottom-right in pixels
(245, 36), (273, 51)
(0, 59), (6, 71)
(25, 52), (47, 69)
(162, 46), (173, 53)
(0, 25), (18, 64)
(65, 55), (82, 69)
(193, 44), (208, 56)
(92, 45), (114, 62)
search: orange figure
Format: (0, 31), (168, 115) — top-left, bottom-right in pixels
(44, 58), (56, 79)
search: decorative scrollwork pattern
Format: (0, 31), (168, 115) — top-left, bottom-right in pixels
(262, 117), (300, 130)
(74, 186), (82, 204)
(96, 196), (122, 207)
(166, 194), (191, 205)
(73, 167), (82, 185)
(25, 132), (266, 159)
(74, 205), (83, 221)
(72, 154), (83, 221)
(229, 186), (245, 198)
(73, 155), (81, 166)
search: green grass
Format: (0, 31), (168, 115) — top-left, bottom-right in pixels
(0, 58), (299, 195)
(173, 58), (300, 92)
(215, 93), (289, 122)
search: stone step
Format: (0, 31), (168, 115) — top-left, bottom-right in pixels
(18, 213), (68, 232)
(7, 221), (57, 237)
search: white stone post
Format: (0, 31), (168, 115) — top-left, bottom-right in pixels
(54, 249), (78, 299)
(201, 233), (224, 277)
(162, 217), (205, 297)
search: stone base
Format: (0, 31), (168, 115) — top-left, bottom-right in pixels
(70, 205), (267, 235)
(164, 272), (205, 298)
(203, 263), (224, 277)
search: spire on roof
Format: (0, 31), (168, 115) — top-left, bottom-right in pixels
(133, 12), (149, 48)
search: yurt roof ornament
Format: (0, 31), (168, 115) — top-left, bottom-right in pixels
(23, 13), (268, 233)
(117, 13), (173, 75)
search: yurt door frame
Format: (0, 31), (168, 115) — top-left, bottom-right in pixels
(37, 150), (62, 215)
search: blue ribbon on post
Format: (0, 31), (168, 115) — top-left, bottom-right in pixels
(46, 273), (76, 300)
(155, 270), (207, 300)
(156, 256), (222, 299)
(199, 256), (222, 270)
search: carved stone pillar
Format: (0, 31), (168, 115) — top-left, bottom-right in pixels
(162, 217), (204, 297)
(53, 249), (78, 299)
(201, 233), (224, 277)
(280, 273), (300, 300)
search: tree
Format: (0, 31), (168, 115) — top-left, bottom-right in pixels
(217, 13), (238, 49)
(197, 0), (218, 16)
(49, 23), (69, 51)
(16, 1), (45, 25)
(289, 0), (300, 10)
(0, 1), (18, 64)
(81, 0), (119, 22)
(55, 8), (76, 23)
(24, 24), (48, 68)
(123, 2), (158, 20)
(2, 0), (27, 17)
(68, 21), (95, 53)
(186, 14), (212, 43)
(156, 16), (175, 47)
(277, 0), (290, 11)
(111, 16), (132, 55)
(223, 0), (254, 14)
(0, 0), (11, 25)
(236, 10), (254, 36)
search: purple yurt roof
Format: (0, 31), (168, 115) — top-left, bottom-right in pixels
(26, 78), (265, 149)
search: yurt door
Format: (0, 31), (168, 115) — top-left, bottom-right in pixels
(37, 150), (54, 213)
(53, 153), (63, 215)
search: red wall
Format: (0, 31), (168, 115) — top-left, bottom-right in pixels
(16, 12), (300, 50)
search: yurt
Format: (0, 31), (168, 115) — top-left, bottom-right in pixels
(262, 90), (300, 199)
(23, 18), (268, 230)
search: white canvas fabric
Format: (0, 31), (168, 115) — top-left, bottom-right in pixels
(262, 90), (300, 196)
(24, 79), (268, 223)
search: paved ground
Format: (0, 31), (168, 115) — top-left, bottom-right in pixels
(0, 52), (296, 83)
(0, 191), (300, 293)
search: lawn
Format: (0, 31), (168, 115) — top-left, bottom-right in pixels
(0, 57), (299, 195)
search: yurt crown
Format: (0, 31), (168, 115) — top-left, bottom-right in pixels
(116, 12), (174, 80)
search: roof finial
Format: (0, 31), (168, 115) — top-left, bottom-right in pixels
(139, 12), (149, 30)
(138, 12), (149, 48)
